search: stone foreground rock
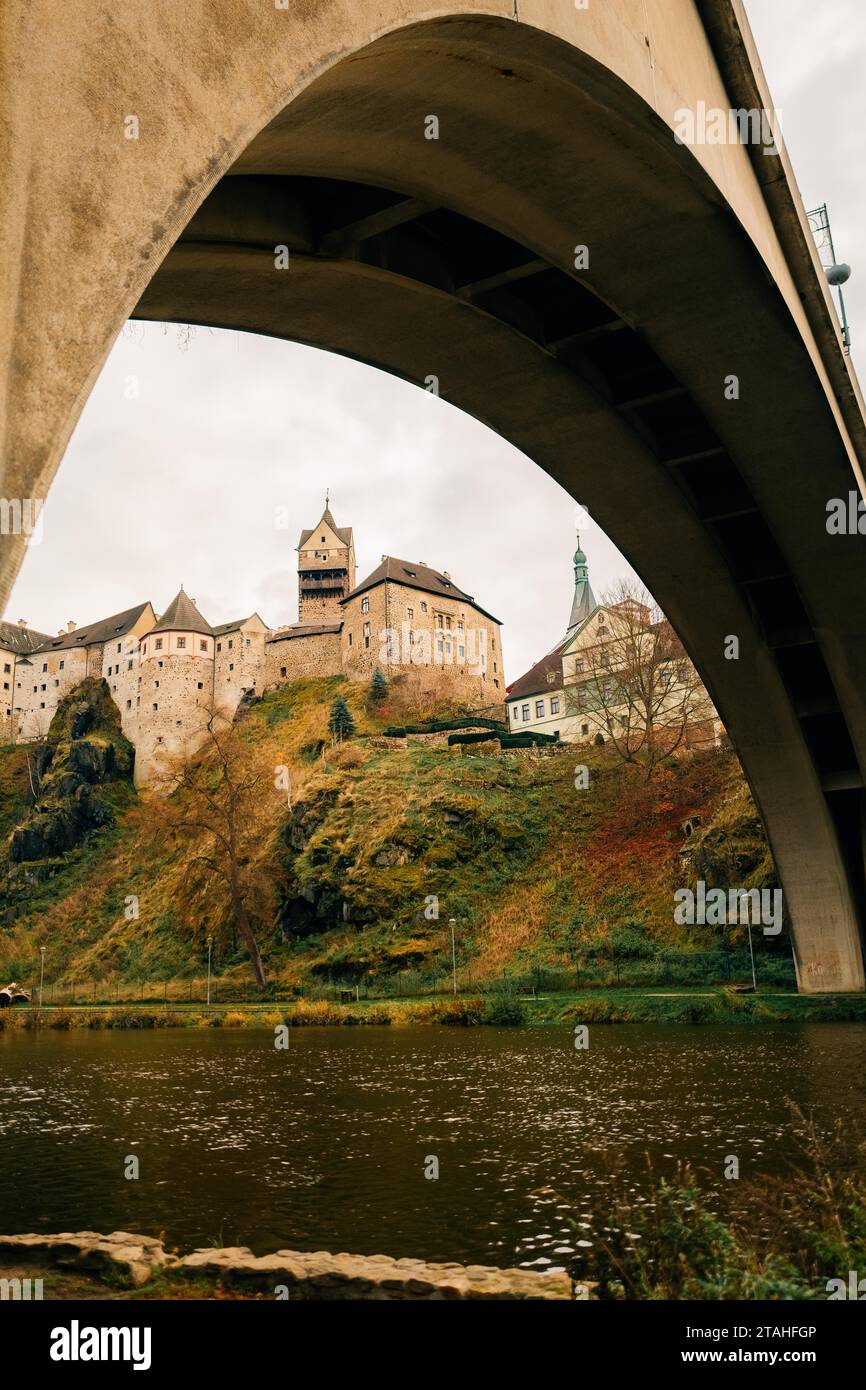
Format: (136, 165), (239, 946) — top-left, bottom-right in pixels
(0, 1230), (169, 1287)
(0, 1231), (581, 1298)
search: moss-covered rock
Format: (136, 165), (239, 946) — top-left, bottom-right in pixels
(6, 678), (134, 867)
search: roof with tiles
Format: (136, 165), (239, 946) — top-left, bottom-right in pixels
(342, 556), (501, 624)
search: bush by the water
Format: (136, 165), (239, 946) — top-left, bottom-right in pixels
(569, 1111), (866, 1299)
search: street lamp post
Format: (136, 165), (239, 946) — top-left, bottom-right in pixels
(449, 918), (457, 996)
(39, 946), (46, 1010)
(206, 935), (214, 1006)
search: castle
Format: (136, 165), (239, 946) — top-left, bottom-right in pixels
(1, 504), (504, 786)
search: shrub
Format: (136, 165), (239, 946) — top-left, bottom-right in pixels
(481, 992), (529, 1026)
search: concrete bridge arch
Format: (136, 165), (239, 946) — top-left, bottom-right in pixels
(2, 1), (866, 990)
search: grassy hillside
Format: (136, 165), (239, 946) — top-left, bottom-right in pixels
(0, 675), (793, 996)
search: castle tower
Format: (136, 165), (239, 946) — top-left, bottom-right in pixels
(567, 534), (597, 631)
(134, 588), (216, 787)
(297, 499), (355, 624)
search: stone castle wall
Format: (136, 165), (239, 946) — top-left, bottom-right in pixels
(340, 579), (504, 704)
(134, 630), (217, 787)
(267, 628), (342, 684)
(214, 624), (268, 711)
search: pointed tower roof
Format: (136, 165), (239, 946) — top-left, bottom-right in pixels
(567, 534), (597, 631)
(149, 589), (214, 636)
(298, 499), (353, 549)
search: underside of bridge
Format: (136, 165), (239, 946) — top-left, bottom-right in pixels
(3, 5), (866, 990)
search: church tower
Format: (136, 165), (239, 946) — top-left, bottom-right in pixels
(297, 499), (355, 624)
(567, 535), (597, 631)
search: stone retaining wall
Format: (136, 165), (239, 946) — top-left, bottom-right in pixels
(0, 1230), (584, 1299)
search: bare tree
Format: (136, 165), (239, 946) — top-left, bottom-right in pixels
(160, 707), (269, 990)
(566, 579), (714, 779)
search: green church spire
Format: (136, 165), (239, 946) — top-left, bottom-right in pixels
(568, 532), (597, 630)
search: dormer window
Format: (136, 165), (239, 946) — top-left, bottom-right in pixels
(404, 569), (417, 578)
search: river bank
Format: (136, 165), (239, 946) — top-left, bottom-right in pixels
(0, 1231), (575, 1300)
(2, 986), (866, 1030)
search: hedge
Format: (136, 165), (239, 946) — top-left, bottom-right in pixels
(383, 717), (507, 738)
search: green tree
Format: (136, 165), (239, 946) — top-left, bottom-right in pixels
(328, 694), (356, 742)
(370, 667), (389, 703)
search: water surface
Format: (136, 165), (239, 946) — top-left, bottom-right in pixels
(1, 1023), (863, 1270)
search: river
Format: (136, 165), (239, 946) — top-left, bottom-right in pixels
(2, 1023), (864, 1273)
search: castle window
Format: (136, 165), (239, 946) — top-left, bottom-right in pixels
(348, 633), (353, 647)
(229, 663), (234, 671)
(41, 683), (46, 692)
(245, 639), (250, 647)
(153, 703), (158, 711)
(126, 700), (131, 710)
(136, 697), (140, 707)
(156, 735), (162, 743)
(437, 640), (443, 654)
(158, 661), (163, 668)
(494, 680), (499, 689)
(42, 662), (47, 672)
(361, 597), (369, 613)
(155, 638), (163, 650)
(522, 704), (530, 721)
(199, 640), (207, 652)
(228, 640), (233, 650)
(445, 617), (451, 630)
(458, 645), (465, 659)
(494, 662), (497, 673)
(197, 682), (203, 690)
(2, 682), (7, 691)
(217, 642), (222, 652)
(321, 535), (325, 542)
(3, 664), (9, 674)
(575, 658), (585, 674)
(551, 697), (560, 715)
(536, 700), (545, 718)
(581, 723), (589, 736)
(40, 701), (45, 708)
(407, 608), (414, 621)
(59, 660), (64, 670)
(421, 602), (427, 613)
(128, 660), (132, 670)
(155, 680), (159, 688)
(54, 679), (59, 687)
(117, 643), (121, 653)
(280, 667), (287, 678)
(177, 637), (186, 649)
(176, 720), (182, 727)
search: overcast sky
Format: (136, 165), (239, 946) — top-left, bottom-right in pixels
(7, 0), (864, 685)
